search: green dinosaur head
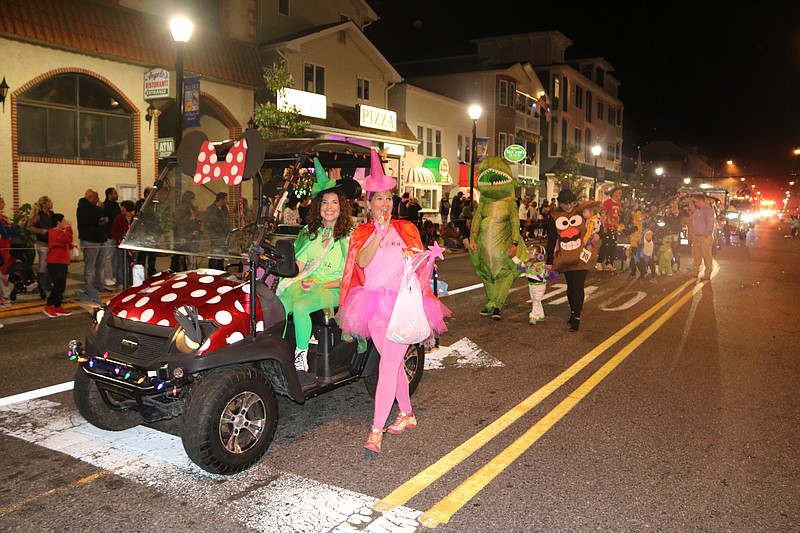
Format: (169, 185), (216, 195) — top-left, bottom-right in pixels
(476, 156), (517, 199)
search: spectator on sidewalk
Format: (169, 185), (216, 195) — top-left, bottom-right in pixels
(26, 195), (55, 298)
(450, 191), (464, 222)
(101, 188), (120, 287)
(0, 194), (26, 308)
(134, 187), (158, 278)
(111, 200), (136, 287)
(204, 192), (230, 271)
(76, 189), (109, 294)
(440, 191), (451, 224)
(42, 214), (74, 318)
(407, 196), (423, 227)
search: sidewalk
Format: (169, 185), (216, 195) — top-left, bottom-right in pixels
(0, 255), (172, 321)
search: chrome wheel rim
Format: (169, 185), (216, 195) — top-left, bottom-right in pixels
(218, 391), (266, 454)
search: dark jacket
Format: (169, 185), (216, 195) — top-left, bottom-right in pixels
(76, 197), (108, 243)
(102, 200), (121, 240)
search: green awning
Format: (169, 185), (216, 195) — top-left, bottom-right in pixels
(421, 158), (453, 184)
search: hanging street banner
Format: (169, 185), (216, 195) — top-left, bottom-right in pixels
(183, 76), (201, 128)
(475, 137), (490, 164)
(144, 68), (170, 100)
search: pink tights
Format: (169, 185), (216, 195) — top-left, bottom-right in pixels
(369, 322), (413, 430)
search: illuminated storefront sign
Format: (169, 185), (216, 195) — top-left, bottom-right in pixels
(359, 104), (396, 132)
(278, 88), (327, 119)
(144, 68), (170, 100)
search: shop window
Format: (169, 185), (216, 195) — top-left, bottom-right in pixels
(304, 62), (325, 95)
(17, 72), (132, 161)
(357, 77), (370, 101)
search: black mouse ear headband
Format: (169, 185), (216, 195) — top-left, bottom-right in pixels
(176, 129), (265, 186)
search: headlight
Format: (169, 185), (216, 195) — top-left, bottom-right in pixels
(175, 329), (201, 353)
(93, 307), (105, 326)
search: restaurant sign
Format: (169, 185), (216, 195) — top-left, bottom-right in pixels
(358, 104), (396, 132)
(144, 68), (170, 100)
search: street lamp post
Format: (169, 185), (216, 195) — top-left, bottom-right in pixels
(590, 144), (601, 200)
(170, 16), (194, 149)
(468, 104), (483, 206)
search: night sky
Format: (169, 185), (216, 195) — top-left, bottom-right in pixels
(364, 1), (800, 199)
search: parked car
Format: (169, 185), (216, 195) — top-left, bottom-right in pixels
(68, 135), (426, 475)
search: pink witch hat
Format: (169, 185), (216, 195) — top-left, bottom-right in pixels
(363, 149), (397, 192)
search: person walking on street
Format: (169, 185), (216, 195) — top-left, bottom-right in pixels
(337, 150), (450, 454)
(42, 213), (74, 318)
(101, 188), (121, 287)
(27, 195), (55, 298)
(76, 189), (109, 295)
(690, 195), (715, 281)
(440, 191), (451, 224)
(545, 189), (599, 332)
(598, 187), (622, 271)
(204, 192), (230, 271)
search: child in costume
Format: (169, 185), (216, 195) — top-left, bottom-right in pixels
(634, 228), (657, 282)
(657, 234), (674, 276)
(515, 244), (554, 325)
(337, 150), (450, 454)
(42, 213), (75, 318)
(277, 158), (353, 372)
(580, 201), (602, 250)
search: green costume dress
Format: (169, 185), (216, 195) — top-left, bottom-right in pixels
(277, 226), (350, 350)
(467, 156), (529, 311)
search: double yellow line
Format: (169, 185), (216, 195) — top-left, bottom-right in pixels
(376, 276), (708, 527)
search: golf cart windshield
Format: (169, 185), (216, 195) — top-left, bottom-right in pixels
(120, 137), (371, 260)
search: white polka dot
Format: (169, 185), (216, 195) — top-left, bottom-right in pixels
(198, 275), (215, 284)
(190, 289), (206, 298)
(233, 176), (243, 186)
(172, 281), (187, 289)
(226, 152), (233, 163)
(197, 315), (204, 320)
(151, 278), (165, 285)
(122, 294), (136, 303)
(210, 153), (217, 164)
(231, 165), (239, 176)
(117, 310), (127, 318)
(215, 310), (233, 325)
(236, 151), (244, 163)
(198, 151), (206, 162)
(135, 297), (150, 308)
(174, 274), (187, 280)
(194, 173), (202, 183)
(200, 339), (211, 351)
(217, 286), (233, 294)
(158, 319), (171, 326)
(222, 175), (230, 185)
(226, 331), (244, 344)
(234, 300), (245, 313)
(202, 177), (211, 184)
(233, 140), (241, 148)
(202, 164), (211, 174)
(140, 309), (154, 322)
(214, 167), (221, 178)
(256, 320), (264, 332)
(241, 284), (251, 294)
(206, 295), (221, 304)
(161, 293), (177, 302)
(130, 316), (139, 322)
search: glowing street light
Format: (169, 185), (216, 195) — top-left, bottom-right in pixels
(467, 104), (483, 205)
(591, 144), (602, 199)
(170, 15), (194, 148)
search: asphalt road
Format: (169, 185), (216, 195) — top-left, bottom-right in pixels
(1, 220), (798, 532)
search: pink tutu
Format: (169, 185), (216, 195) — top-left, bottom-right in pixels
(336, 286), (450, 340)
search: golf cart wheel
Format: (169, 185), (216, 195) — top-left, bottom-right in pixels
(364, 343), (425, 398)
(73, 367), (141, 431)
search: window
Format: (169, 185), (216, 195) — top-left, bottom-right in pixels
(426, 128), (433, 156)
(574, 128), (582, 152)
(586, 92), (593, 122)
(561, 121), (568, 153)
(357, 77), (370, 101)
(549, 118), (559, 157)
(552, 76), (560, 110)
(498, 79), (508, 107)
(457, 134), (463, 161)
(498, 132), (507, 154)
(562, 77), (569, 112)
(575, 85), (583, 109)
(509, 82), (516, 105)
(417, 125), (424, 154)
(607, 143), (614, 160)
(615, 142), (621, 160)
(304, 62), (325, 94)
(418, 126), (442, 157)
(279, 0), (289, 16)
(584, 130), (592, 161)
(608, 107), (617, 126)
(582, 64), (593, 79)
(595, 68), (605, 87)
(597, 101), (604, 121)
(435, 129), (442, 157)
(17, 73), (133, 161)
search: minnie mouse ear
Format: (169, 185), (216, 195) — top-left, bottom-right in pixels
(176, 131), (209, 175)
(337, 178), (362, 200)
(240, 129), (265, 179)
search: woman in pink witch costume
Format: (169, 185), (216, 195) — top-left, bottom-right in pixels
(337, 150), (450, 454)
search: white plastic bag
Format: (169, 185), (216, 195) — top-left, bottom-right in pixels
(386, 256), (431, 344)
(69, 243), (81, 261)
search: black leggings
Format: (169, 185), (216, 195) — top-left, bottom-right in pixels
(46, 263), (68, 308)
(564, 269), (588, 318)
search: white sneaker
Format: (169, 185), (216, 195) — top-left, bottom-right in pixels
(294, 348), (308, 372)
(104, 278), (117, 286)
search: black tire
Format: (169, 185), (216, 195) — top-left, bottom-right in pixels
(181, 365), (278, 475)
(73, 367), (141, 431)
(364, 343), (425, 398)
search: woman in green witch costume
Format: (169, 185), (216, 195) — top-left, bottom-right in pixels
(277, 158), (354, 372)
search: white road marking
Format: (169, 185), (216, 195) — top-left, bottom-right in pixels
(0, 399), (422, 532)
(425, 337), (503, 369)
(445, 282), (483, 296)
(0, 381), (74, 407)
(536, 284), (598, 306)
(598, 290), (647, 311)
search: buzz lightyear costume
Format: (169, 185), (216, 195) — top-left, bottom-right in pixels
(515, 244), (549, 324)
(277, 158), (350, 371)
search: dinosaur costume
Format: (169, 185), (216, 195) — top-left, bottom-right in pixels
(467, 156), (528, 313)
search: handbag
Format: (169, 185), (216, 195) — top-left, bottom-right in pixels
(385, 256), (431, 345)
